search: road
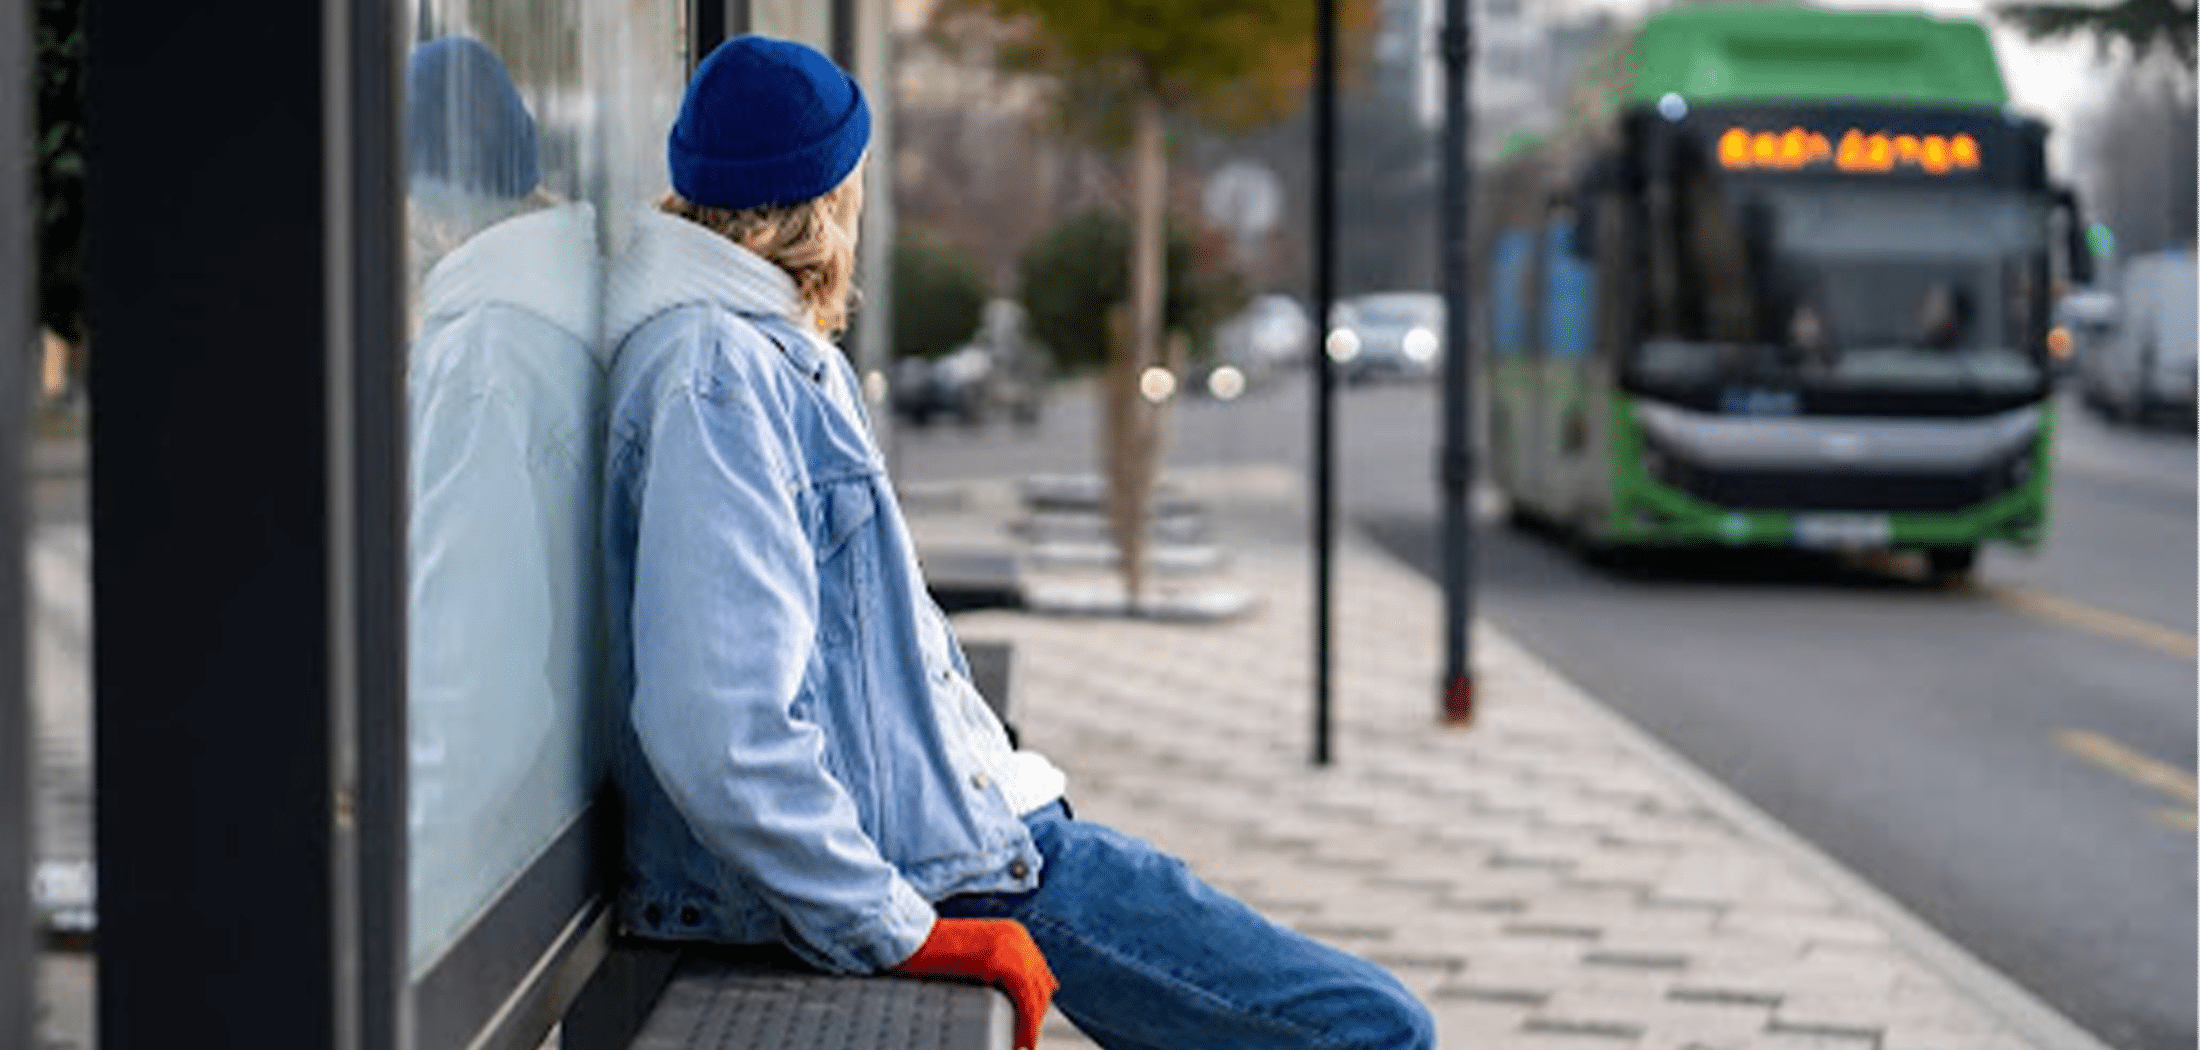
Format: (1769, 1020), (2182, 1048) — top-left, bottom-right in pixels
(896, 374), (2197, 1050)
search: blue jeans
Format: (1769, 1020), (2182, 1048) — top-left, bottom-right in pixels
(936, 802), (1435, 1050)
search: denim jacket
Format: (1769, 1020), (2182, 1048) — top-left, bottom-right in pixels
(600, 211), (1048, 974)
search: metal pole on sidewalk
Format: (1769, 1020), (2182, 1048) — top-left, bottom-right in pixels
(1310, 0), (1338, 767)
(1438, 0), (1478, 723)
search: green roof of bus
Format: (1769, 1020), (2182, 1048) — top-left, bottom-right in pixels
(1629, 4), (2009, 108)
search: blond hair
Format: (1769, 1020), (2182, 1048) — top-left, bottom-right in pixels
(659, 165), (864, 337)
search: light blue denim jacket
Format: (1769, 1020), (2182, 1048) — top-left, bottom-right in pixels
(600, 212), (1045, 974)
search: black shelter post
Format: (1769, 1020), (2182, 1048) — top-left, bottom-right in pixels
(1310, 0), (1338, 767)
(87, 0), (406, 1047)
(1439, 0), (1477, 722)
(0, 0), (32, 1039)
(345, 0), (412, 1045)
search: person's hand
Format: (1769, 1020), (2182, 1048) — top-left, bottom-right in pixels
(891, 918), (1058, 1049)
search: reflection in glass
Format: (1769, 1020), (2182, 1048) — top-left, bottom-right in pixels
(403, 35), (603, 975)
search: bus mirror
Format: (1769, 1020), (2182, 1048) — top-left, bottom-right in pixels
(2055, 186), (2094, 286)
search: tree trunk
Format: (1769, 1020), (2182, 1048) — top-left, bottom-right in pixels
(1105, 94), (1169, 608)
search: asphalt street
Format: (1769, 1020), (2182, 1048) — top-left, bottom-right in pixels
(896, 372), (2197, 1050)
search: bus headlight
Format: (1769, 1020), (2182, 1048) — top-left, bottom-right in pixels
(1326, 328), (1361, 363)
(1403, 326), (1440, 363)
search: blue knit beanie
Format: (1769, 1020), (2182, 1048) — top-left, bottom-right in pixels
(407, 37), (541, 200)
(669, 36), (871, 210)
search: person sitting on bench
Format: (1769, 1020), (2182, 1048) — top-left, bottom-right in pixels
(599, 34), (1434, 1050)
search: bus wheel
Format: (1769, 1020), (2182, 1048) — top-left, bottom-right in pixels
(1924, 545), (1978, 583)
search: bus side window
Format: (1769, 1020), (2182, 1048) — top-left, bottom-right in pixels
(1542, 219), (1596, 360)
(1491, 229), (1535, 359)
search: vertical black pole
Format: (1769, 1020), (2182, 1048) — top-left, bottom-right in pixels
(692, 1), (724, 66)
(830, 0), (856, 70)
(1311, 0), (1337, 767)
(346, 0), (409, 1046)
(691, 0), (749, 68)
(88, 0), (402, 1045)
(0, 0), (31, 1038)
(1439, 0), (1477, 722)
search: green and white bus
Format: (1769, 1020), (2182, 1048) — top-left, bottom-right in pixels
(1482, 5), (2093, 578)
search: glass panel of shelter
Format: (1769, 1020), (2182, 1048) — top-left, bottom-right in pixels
(399, 0), (682, 980)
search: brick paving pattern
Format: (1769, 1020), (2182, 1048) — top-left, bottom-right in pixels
(934, 469), (2065, 1050)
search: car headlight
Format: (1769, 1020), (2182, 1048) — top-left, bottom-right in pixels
(1140, 367), (1177, 404)
(1207, 365), (1247, 401)
(1325, 328), (1361, 363)
(1403, 326), (1439, 363)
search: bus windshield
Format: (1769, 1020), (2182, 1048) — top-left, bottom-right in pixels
(1632, 182), (2049, 403)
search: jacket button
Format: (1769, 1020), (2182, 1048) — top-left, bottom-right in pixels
(971, 772), (991, 791)
(679, 906), (702, 927)
(643, 904), (663, 924)
(1009, 860), (1030, 880)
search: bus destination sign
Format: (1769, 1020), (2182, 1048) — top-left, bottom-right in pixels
(1717, 125), (1982, 176)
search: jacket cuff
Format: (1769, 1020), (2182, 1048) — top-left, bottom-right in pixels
(797, 876), (936, 975)
(871, 877), (939, 971)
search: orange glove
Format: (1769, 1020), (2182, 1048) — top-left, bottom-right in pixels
(891, 917), (1058, 1049)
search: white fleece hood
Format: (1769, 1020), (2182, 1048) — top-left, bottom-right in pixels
(604, 209), (810, 350)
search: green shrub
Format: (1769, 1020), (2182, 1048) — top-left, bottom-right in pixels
(1017, 209), (1246, 373)
(892, 230), (990, 360)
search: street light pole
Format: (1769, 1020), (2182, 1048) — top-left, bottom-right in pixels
(1439, 0), (1478, 723)
(1311, 0), (1338, 767)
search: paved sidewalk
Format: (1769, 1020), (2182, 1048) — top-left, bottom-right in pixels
(922, 467), (2106, 1050)
(30, 521), (95, 1050)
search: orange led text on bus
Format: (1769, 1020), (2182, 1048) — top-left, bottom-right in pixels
(1718, 126), (1982, 175)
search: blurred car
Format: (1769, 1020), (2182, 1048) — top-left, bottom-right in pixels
(892, 300), (1047, 427)
(2077, 249), (2196, 424)
(1214, 294), (1311, 377)
(1194, 294), (1311, 401)
(1326, 291), (1444, 384)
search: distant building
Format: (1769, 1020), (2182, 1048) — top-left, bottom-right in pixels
(1471, 0), (1615, 162)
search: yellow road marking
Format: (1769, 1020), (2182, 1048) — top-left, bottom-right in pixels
(2151, 808), (2197, 832)
(1981, 584), (2197, 661)
(2055, 729), (2198, 808)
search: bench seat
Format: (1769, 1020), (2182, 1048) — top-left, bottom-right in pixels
(625, 956), (1011, 1050)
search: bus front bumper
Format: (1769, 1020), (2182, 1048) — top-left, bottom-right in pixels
(1602, 472), (2049, 551)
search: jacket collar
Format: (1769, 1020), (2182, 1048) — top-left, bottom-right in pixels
(606, 209), (819, 365)
(421, 202), (603, 364)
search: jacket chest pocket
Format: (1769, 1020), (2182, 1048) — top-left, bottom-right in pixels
(808, 475), (878, 650)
